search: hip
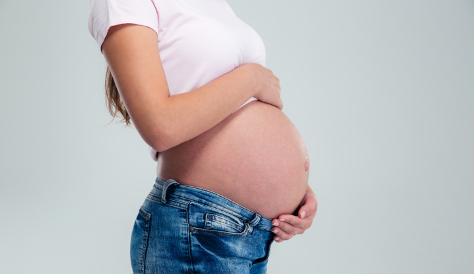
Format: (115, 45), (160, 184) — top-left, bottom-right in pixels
(131, 177), (276, 274)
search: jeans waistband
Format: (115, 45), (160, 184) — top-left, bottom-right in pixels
(151, 177), (274, 232)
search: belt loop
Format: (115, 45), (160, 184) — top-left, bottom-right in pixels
(246, 213), (261, 234)
(161, 179), (180, 203)
(248, 213), (261, 227)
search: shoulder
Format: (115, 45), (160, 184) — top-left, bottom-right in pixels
(88, 0), (159, 53)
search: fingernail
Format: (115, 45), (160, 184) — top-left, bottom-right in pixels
(279, 218), (285, 221)
(301, 211), (306, 218)
(271, 228), (278, 233)
(272, 222), (279, 226)
(274, 237), (280, 241)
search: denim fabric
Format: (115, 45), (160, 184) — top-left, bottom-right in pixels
(130, 177), (276, 274)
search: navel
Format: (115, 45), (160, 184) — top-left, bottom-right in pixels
(304, 158), (310, 171)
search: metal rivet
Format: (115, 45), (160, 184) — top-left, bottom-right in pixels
(189, 227), (194, 232)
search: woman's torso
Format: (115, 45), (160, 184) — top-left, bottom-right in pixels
(157, 100), (309, 220)
(143, 0), (310, 220)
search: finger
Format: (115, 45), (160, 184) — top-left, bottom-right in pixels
(271, 226), (295, 241)
(279, 215), (305, 228)
(272, 220), (305, 235)
(298, 207), (311, 219)
(277, 214), (309, 230)
(298, 198), (318, 219)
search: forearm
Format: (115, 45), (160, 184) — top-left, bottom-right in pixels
(153, 65), (257, 152)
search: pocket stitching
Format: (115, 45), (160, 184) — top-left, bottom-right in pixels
(190, 201), (245, 225)
(211, 214), (244, 231)
(188, 202), (247, 235)
(190, 225), (250, 237)
(139, 207), (151, 220)
(137, 206), (152, 273)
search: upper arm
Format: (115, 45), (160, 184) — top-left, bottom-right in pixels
(101, 24), (170, 150)
(88, 0), (170, 150)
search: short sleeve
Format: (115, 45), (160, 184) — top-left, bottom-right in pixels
(88, 0), (159, 54)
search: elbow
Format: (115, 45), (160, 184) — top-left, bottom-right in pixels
(147, 112), (184, 153)
(151, 142), (167, 154)
(150, 126), (177, 153)
(151, 134), (172, 153)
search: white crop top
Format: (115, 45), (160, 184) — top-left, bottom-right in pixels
(88, 0), (266, 161)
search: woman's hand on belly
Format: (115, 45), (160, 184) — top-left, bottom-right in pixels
(270, 185), (318, 243)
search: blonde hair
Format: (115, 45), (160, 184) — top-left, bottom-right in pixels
(105, 66), (132, 127)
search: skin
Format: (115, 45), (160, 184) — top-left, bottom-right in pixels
(271, 183), (318, 243)
(102, 23), (318, 243)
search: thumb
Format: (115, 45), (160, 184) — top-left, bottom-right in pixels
(299, 205), (311, 219)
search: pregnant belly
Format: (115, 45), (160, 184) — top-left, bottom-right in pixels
(156, 100), (310, 220)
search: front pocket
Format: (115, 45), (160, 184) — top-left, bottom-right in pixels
(130, 206), (152, 274)
(187, 202), (248, 236)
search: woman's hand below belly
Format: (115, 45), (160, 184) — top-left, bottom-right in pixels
(156, 100), (310, 220)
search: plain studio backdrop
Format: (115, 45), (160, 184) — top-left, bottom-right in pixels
(1, 0), (473, 273)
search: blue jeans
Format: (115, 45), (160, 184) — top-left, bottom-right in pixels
(130, 177), (276, 274)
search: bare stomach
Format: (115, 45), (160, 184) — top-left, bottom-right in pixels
(156, 100), (310, 220)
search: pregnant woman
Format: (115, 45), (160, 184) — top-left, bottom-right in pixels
(88, 0), (317, 273)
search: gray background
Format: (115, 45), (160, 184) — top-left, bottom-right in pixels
(1, 0), (473, 273)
